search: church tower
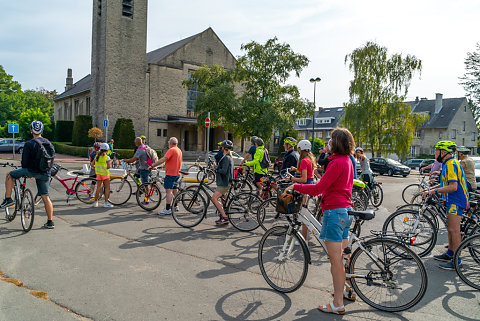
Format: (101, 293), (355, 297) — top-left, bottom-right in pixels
(91, 0), (148, 137)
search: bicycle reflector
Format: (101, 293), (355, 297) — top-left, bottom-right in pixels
(377, 182), (382, 185)
(404, 217), (409, 222)
(410, 237), (416, 245)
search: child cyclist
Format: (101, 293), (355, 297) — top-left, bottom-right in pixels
(91, 143), (114, 208)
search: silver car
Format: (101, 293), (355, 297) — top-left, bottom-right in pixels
(0, 138), (25, 153)
(209, 150), (244, 166)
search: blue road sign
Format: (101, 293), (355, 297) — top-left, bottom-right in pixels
(8, 124), (19, 134)
(103, 119), (108, 127)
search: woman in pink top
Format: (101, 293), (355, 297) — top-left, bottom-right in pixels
(286, 128), (356, 315)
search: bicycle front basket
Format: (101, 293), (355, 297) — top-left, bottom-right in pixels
(276, 186), (302, 214)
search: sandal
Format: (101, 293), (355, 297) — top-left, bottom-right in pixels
(318, 302), (345, 315)
(331, 288), (357, 302)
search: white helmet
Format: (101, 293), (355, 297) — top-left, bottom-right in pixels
(297, 139), (311, 151)
(100, 143), (109, 150)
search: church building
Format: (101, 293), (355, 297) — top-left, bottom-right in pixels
(53, 0), (239, 154)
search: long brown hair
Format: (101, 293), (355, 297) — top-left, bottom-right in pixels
(297, 149), (317, 171)
(331, 128), (355, 155)
(96, 149), (107, 161)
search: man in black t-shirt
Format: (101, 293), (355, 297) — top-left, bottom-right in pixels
(0, 121), (55, 229)
(280, 137), (298, 175)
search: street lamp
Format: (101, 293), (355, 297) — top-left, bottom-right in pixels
(310, 77), (321, 144)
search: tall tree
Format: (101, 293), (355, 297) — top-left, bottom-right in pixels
(184, 38), (313, 142)
(341, 42), (425, 157)
(459, 43), (480, 124)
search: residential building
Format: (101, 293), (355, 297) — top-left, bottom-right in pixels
(294, 107), (345, 142)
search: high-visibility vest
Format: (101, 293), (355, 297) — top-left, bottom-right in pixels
(94, 155), (110, 176)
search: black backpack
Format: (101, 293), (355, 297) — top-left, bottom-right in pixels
(34, 138), (55, 173)
(259, 148), (271, 169)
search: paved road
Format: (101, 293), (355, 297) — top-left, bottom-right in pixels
(0, 161), (479, 320)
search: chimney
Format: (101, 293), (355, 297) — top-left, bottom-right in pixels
(435, 93), (443, 113)
(415, 96), (419, 104)
(65, 68), (73, 91)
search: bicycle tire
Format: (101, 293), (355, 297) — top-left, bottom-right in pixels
(227, 192), (262, 232)
(351, 187), (368, 211)
(257, 197), (288, 231)
(258, 226), (309, 293)
(402, 184), (422, 204)
(204, 169), (216, 185)
(233, 179), (253, 193)
(136, 183), (162, 211)
(172, 190), (207, 228)
(187, 164), (201, 173)
(108, 177), (132, 205)
(371, 183), (384, 207)
(395, 203), (440, 231)
(75, 178), (100, 204)
(382, 209), (437, 257)
(20, 189), (35, 232)
(454, 233), (480, 290)
(348, 238), (428, 312)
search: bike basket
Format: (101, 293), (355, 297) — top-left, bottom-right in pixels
(50, 163), (61, 176)
(276, 186), (302, 214)
(150, 169), (159, 179)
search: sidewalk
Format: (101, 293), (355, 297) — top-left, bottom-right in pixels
(0, 153), (88, 164)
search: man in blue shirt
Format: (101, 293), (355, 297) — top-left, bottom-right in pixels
(240, 136), (258, 165)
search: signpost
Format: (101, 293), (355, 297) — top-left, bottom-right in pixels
(8, 124), (19, 159)
(205, 113), (210, 163)
(103, 115), (109, 142)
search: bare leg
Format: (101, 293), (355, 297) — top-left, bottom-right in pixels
(165, 189), (173, 206)
(322, 240), (346, 312)
(447, 214), (462, 252)
(211, 191), (227, 218)
(41, 195), (53, 220)
(4, 173), (14, 198)
(95, 180), (104, 201)
(103, 179), (110, 202)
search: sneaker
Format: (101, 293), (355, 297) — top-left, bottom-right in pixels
(174, 206), (180, 212)
(438, 260), (458, 271)
(43, 221), (55, 229)
(434, 253), (453, 262)
(0, 198), (14, 209)
(215, 217), (229, 225)
(157, 208), (172, 215)
(93, 201), (99, 208)
(104, 202), (114, 208)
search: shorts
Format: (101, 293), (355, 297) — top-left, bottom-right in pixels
(138, 169), (150, 184)
(96, 175), (110, 181)
(305, 178), (315, 184)
(10, 168), (50, 196)
(320, 207), (353, 242)
(216, 184), (230, 195)
(164, 175), (180, 189)
(446, 203), (463, 217)
(254, 173), (265, 184)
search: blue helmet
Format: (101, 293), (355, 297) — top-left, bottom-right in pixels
(30, 121), (44, 134)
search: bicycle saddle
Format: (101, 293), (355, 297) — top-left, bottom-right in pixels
(347, 210), (375, 221)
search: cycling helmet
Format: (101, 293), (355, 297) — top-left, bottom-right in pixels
(94, 142), (101, 150)
(435, 140), (456, 153)
(355, 147), (364, 152)
(283, 137), (297, 147)
(221, 140), (233, 149)
(217, 141), (222, 146)
(30, 121), (44, 135)
(297, 139), (311, 151)
(250, 136), (258, 144)
(100, 143), (109, 150)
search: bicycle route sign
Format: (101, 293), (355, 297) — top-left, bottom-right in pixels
(8, 124), (19, 134)
(103, 119), (108, 128)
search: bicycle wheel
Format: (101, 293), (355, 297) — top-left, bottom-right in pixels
(227, 192), (262, 232)
(395, 203), (440, 231)
(233, 179), (253, 193)
(172, 190), (207, 228)
(5, 201), (17, 222)
(454, 233), (480, 290)
(371, 183), (383, 207)
(136, 183), (162, 211)
(351, 187), (368, 211)
(75, 178), (100, 204)
(382, 209), (437, 257)
(349, 238), (427, 312)
(257, 197), (288, 231)
(108, 177), (132, 205)
(258, 226), (309, 293)
(20, 189), (34, 232)
(402, 184), (422, 204)
(204, 169), (216, 185)
(187, 164), (201, 173)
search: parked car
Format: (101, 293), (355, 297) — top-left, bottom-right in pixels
(403, 159), (424, 170)
(0, 138), (25, 153)
(370, 157), (411, 177)
(208, 150), (244, 166)
(419, 159), (435, 174)
(470, 156), (480, 189)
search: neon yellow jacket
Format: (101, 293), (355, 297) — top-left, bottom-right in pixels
(245, 145), (268, 174)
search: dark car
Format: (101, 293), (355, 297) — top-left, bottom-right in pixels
(0, 138), (25, 153)
(370, 157), (411, 177)
(403, 159), (424, 170)
(419, 159), (435, 174)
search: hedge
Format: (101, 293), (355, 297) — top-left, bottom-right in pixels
(72, 115), (93, 147)
(52, 142), (163, 161)
(112, 118), (136, 149)
(55, 120), (74, 142)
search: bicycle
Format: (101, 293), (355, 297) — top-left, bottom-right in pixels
(361, 174), (384, 207)
(232, 166), (254, 193)
(1, 163), (35, 232)
(172, 178), (262, 231)
(258, 190), (428, 312)
(188, 156), (216, 185)
(454, 233), (480, 290)
(401, 175), (439, 204)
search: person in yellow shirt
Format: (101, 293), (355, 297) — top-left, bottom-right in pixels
(91, 143), (114, 208)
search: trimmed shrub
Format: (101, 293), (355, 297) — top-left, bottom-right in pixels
(72, 115), (93, 147)
(112, 118), (136, 149)
(55, 120), (74, 142)
(52, 142), (90, 158)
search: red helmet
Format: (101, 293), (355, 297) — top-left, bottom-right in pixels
(94, 142), (101, 150)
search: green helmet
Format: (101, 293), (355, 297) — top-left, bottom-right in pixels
(284, 137), (297, 147)
(435, 140), (457, 153)
(217, 141), (222, 146)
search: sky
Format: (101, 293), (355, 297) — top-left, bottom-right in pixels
(1, 0), (479, 108)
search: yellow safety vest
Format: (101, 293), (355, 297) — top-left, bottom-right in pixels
(94, 155), (110, 176)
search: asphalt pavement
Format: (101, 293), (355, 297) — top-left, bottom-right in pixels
(0, 160), (479, 321)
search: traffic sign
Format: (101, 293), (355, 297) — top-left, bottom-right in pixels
(205, 117), (210, 127)
(8, 124), (19, 134)
(103, 119), (109, 127)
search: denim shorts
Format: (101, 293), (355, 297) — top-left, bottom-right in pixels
(164, 175), (180, 189)
(254, 173), (265, 184)
(10, 168), (50, 196)
(138, 169), (150, 184)
(320, 207), (353, 242)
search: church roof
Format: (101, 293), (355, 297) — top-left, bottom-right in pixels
(146, 31), (203, 64)
(406, 97), (466, 128)
(53, 74), (91, 101)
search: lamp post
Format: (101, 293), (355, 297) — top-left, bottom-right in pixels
(309, 77), (321, 144)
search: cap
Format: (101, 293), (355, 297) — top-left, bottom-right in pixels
(456, 146), (470, 153)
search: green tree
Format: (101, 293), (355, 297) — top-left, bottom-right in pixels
(184, 37), (313, 142)
(18, 108), (53, 139)
(341, 41), (425, 157)
(0, 65), (21, 94)
(459, 43), (480, 124)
